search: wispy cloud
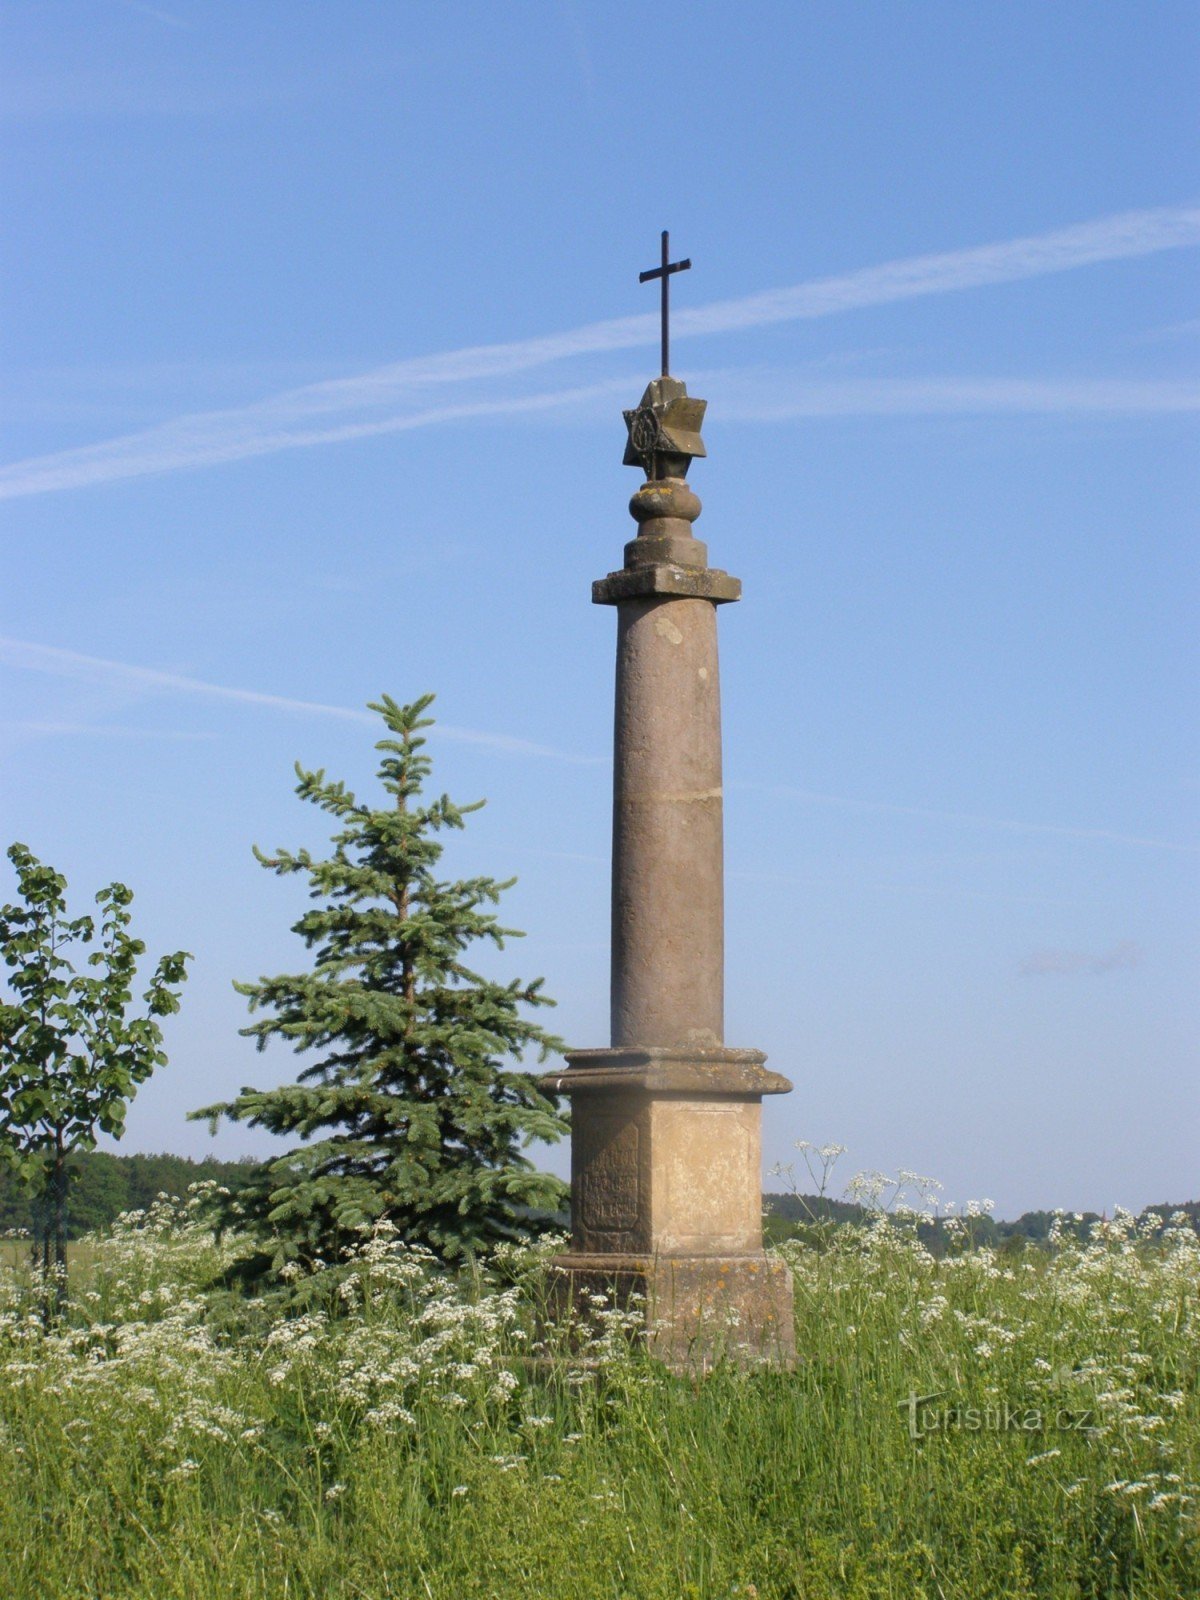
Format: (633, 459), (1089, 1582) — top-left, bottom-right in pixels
(1, 203), (1196, 501)
(717, 375), (1200, 418)
(1021, 941), (1142, 975)
(1127, 316), (1200, 345)
(0, 720), (215, 740)
(749, 782), (1199, 854)
(0, 636), (602, 764)
(677, 204), (1200, 334)
(0, 380), (634, 500)
(113, 0), (193, 27)
(727, 865), (1076, 908)
(4, 372), (1188, 488)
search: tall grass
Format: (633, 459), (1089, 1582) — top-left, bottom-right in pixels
(0, 1187), (1195, 1599)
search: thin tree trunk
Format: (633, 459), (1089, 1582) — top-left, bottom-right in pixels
(50, 1132), (68, 1316)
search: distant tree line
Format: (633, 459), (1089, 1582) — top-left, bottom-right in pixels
(763, 1193), (1199, 1252)
(3, 1158), (1194, 1253)
(0, 1151), (259, 1244)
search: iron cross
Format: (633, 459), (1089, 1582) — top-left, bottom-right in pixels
(639, 230), (691, 379)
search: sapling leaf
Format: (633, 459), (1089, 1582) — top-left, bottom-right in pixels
(0, 842), (190, 1297)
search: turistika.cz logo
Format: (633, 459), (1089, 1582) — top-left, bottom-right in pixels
(899, 1390), (1094, 1440)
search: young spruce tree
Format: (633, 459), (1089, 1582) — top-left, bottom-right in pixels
(194, 695), (568, 1275)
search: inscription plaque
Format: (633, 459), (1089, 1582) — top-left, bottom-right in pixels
(579, 1118), (640, 1231)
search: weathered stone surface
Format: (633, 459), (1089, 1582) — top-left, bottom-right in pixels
(540, 1049), (789, 1260)
(542, 374), (795, 1370)
(547, 1044), (792, 1096)
(620, 476), (709, 569)
(610, 593), (725, 1047)
(629, 476), (701, 520)
(629, 475), (702, 531)
(592, 565), (741, 604)
(544, 1253), (796, 1370)
(622, 377), (707, 480)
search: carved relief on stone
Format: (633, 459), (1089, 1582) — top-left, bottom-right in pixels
(578, 1116), (641, 1232)
(622, 377), (707, 481)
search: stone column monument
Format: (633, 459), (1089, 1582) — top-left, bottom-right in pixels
(540, 237), (795, 1368)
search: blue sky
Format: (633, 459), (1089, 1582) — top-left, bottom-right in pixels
(1, 1), (1196, 1218)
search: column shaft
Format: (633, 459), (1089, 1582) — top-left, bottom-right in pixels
(611, 594), (724, 1047)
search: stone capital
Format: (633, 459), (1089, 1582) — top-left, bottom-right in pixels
(592, 564), (742, 606)
(542, 1044), (791, 1098)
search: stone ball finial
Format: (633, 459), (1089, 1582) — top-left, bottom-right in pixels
(625, 476), (706, 569)
(629, 477), (702, 528)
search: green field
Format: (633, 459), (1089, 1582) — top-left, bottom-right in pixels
(0, 1195), (1196, 1600)
(0, 1238), (96, 1272)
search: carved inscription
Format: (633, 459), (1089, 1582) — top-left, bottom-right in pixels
(579, 1118), (640, 1232)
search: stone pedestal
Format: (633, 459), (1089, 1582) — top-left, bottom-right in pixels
(540, 376), (795, 1369)
(541, 1048), (795, 1367)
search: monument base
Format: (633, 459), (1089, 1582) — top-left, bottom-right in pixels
(539, 1044), (796, 1370)
(543, 1251), (795, 1371)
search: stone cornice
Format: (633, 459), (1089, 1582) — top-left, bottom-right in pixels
(541, 1044), (791, 1097)
(592, 564), (742, 605)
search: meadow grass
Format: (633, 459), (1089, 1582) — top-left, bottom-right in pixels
(0, 1192), (1195, 1600)
(0, 1237), (98, 1273)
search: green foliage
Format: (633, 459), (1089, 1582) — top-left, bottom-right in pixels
(0, 844), (190, 1282)
(0, 1205), (1196, 1598)
(0, 1152), (261, 1243)
(192, 694), (569, 1277)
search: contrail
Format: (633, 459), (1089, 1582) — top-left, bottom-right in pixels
(750, 782), (1199, 855)
(719, 376), (1200, 417)
(0, 636), (603, 764)
(1, 202), (1196, 500)
(3, 371), (1194, 503)
(0, 380), (635, 500)
(672, 203), (1200, 336)
(0, 720), (216, 740)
